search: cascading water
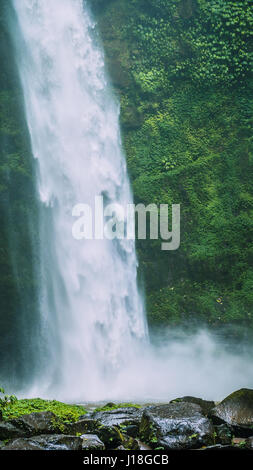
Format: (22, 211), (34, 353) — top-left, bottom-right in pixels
(9, 0), (253, 403)
(11, 0), (148, 400)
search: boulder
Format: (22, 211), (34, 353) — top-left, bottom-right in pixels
(210, 389), (253, 436)
(88, 407), (143, 446)
(81, 434), (105, 450)
(121, 436), (140, 450)
(1, 438), (42, 450)
(96, 424), (123, 449)
(140, 403), (214, 450)
(170, 396), (215, 416)
(0, 411), (60, 440)
(1, 434), (82, 450)
(90, 407), (143, 428)
(66, 418), (100, 435)
(214, 424), (233, 445)
(0, 421), (26, 440)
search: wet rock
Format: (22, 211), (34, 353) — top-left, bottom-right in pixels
(10, 411), (59, 436)
(122, 424), (139, 438)
(96, 425), (123, 449)
(121, 436), (140, 450)
(1, 434), (82, 450)
(138, 440), (152, 450)
(81, 434), (105, 450)
(66, 418), (100, 435)
(210, 389), (253, 436)
(1, 438), (43, 450)
(214, 424), (233, 445)
(86, 407), (143, 448)
(170, 396), (215, 416)
(90, 407), (143, 428)
(0, 421), (25, 440)
(200, 444), (239, 451)
(140, 403), (214, 450)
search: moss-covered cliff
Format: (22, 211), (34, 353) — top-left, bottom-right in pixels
(89, 0), (253, 332)
(0, 3), (40, 381)
(0, 0), (252, 344)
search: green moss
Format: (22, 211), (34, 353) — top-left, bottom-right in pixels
(2, 398), (87, 423)
(94, 403), (142, 413)
(90, 0), (253, 334)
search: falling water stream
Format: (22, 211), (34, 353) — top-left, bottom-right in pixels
(11, 0), (148, 400)
(10, 0), (253, 403)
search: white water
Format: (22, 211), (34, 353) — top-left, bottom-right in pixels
(11, 0), (253, 403)
(12, 0), (147, 399)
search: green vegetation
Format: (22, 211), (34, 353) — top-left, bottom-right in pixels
(0, 387), (17, 409)
(94, 403), (142, 412)
(1, 397), (87, 423)
(0, 0), (252, 357)
(90, 0), (253, 333)
(0, 4), (40, 379)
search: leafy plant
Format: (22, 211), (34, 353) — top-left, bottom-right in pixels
(0, 387), (17, 409)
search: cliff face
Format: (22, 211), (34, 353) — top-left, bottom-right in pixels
(0, 4), (39, 381)
(0, 0), (252, 342)
(89, 0), (253, 333)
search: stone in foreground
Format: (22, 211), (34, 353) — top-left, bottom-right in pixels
(210, 388), (253, 436)
(81, 434), (105, 450)
(90, 407), (143, 428)
(140, 402), (214, 450)
(170, 396), (215, 416)
(0, 411), (59, 440)
(1, 434), (82, 450)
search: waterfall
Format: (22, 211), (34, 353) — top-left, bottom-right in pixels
(11, 0), (148, 401)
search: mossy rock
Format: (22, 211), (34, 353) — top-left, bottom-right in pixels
(211, 388), (253, 436)
(1, 398), (87, 425)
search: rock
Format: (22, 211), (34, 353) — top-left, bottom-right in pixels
(104, 403), (116, 409)
(245, 437), (253, 449)
(90, 407), (143, 428)
(0, 421), (25, 440)
(66, 418), (100, 435)
(199, 444), (240, 451)
(214, 424), (233, 445)
(116, 445), (126, 450)
(170, 396), (215, 416)
(122, 424), (139, 438)
(121, 436), (140, 450)
(138, 440), (152, 450)
(140, 403), (214, 450)
(10, 411), (59, 436)
(87, 407), (143, 448)
(1, 438), (43, 450)
(96, 425), (123, 449)
(233, 437), (247, 446)
(81, 434), (105, 450)
(210, 389), (253, 436)
(1, 434), (82, 450)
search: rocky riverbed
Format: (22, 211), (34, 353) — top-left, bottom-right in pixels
(0, 389), (253, 451)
